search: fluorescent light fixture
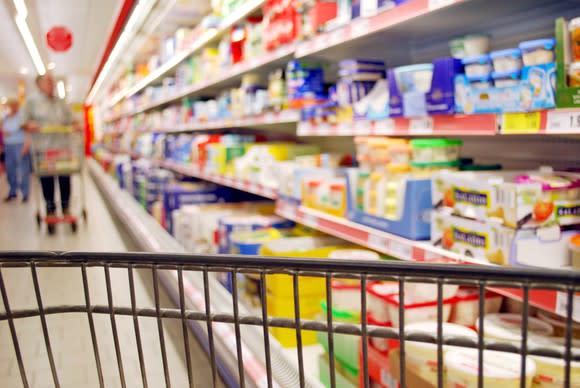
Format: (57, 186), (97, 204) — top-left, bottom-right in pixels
(86, 0), (156, 105)
(47, 62), (56, 70)
(14, 14), (46, 75)
(12, 0), (27, 18)
(57, 80), (66, 99)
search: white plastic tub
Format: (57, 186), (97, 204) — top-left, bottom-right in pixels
(490, 48), (523, 73)
(385, 293), (455, 327)
(445, 348), (536, 388)
(532, 353), (580, 388)
(462, 54), (492, 77)
(367, 282), (399, 324)
(405, 322), (477, 384)
(330, 281), (361, 312)
(477, 313), (554, 345)
(449, 288), (503, 327)
(519, 38), (556, 66)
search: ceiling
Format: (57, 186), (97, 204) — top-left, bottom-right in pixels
(0, 0), (122, 103)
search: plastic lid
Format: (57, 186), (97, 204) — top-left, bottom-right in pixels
(490, 48), (522, 59)
(445, 348), (537, 378)
(405, 322), (477, 349)
(462, 54), (491, 65)
(518, 38), (556, 51)
(491, 70), (521, 80)
(320, 300), (360, 322)
(477, 313), (554, 341)
(410, 138), (463, 148)
(411, 160), (461, 168)
(467, 74), (493, 83)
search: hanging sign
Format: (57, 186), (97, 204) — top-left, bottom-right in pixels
(46, 26), (73, 52)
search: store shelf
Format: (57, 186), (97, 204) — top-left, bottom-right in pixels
(275, 200), (580, 321)
(161, 110), (300, 132)
(160, 160), (279, 199)
(108, 0), (266, 108)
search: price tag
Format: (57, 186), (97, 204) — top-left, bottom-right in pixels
(314, 36), (327, 51)
(546, 110), (580, 133)
(390, 240), (412, 261)
(350, 19), (370, 38)
(409, 117), (434, 135)
(317, 123), (332, 135)
(297, 122), (312, 136)
(337, 122), (353, 135)
(555, 292), (580, 322)
(428, 0), (456, 9)
(279, 110), (297, 122)
(374, 119), (395, 135)
(263, 112), (275, 123)
(328, 29), (344, 46)
(367, 234), (388, 251)
(501, 112), (541, 133)
(354, 120), (373, 134)
(302, 213), (318, 228)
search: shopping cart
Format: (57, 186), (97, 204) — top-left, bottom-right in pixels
(30, 128), (87, 234)
(0, 251), (578, 388)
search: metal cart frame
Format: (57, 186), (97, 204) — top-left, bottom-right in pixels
(0, 251), (578, 388)
(30, 130), (87, 234)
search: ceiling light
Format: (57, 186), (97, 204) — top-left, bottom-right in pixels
(14, 14), (46, 75)
(19, 67), (29, 75)
(47, 62), (56, 70)
(12, 0), (28, 18)
(86, 0), (156, 105)
(57, 80), (66, 99)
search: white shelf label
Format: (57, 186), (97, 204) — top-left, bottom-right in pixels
(329, 29), (344, 46)
(367, 234), (388, 251)
(303, 213), (318, 228)
(409, 117), (434, 135)
(546, 110), (580, 133)
(351, 19), (370, 38)
(429, 0), (455, 10)
(390, 240), (413, 261)
(297, 122), (312, 136)
(354, 120), (373, 134)
(337, 122), (353, 135)
(374, 119), (395, 135)
(317, 123), (332, 135)
(556, 292), (580, 322)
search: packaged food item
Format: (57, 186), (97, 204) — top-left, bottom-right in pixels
(449, 34), (491, 58)
(572, 234), (580, 269)
(477, 313), (554, 345)
(317, 301), (360, 373)
(394, 64), (434, 93)
(230, 228), (283, 255)
(445, 348), (536, 388)
(411, 160), (460, 178)
(569, 17), (580, 62)
(405, 322), (477, 384)
(569, 62), (580, 87)
(462, 54), (492, 77)
(519, 38), (556, 66)
(367, 313), (392, 352)
(492, 70), (521, 87)
(532, 353), (580, 388)
(467, 74), (493, 89)
(318, 353), (358, 388)
(267, 292), (321, 347)
(410, 139), (462, 164)
(537, 310), (580, 339)
(490, 48), (523, 72)
(384, 293), (455, 327)
(449, 288), (503, 327)
(367, 282), (399, 324)
(387, 142), (412, 166)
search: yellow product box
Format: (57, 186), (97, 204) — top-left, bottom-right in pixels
(267, 292), (321, 347)
(260, 236), (355, 297)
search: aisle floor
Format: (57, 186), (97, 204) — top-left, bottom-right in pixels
(0, 172), (223, 387)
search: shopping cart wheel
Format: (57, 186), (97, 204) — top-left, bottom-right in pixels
(35, 213), (42, 228)
(71, 222), (77, 233)
(47, 224), (56, 235)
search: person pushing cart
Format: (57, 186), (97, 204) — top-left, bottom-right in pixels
(21, 74), (86, 234)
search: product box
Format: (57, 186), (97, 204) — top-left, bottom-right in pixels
(432, 170), (580, 229)
(362, 340), (401, 388)
(345, 169), (432, 240)
(555, 18), (580, 108)
(389, 57), (462, 117)
(217, 215), (294, 254)
(431, 211), (579, 268)
(454, 62), (556, 114)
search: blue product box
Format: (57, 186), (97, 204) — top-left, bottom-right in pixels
(389, 57), (462, 117)
(218, 215), (294, 255)
(454, 62), (556, 114)
(345, 169), (432, 240)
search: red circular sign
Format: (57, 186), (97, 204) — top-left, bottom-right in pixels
(46, 26), (73, 52)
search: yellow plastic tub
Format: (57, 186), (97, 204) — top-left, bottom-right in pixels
(267, 293), (321, 347)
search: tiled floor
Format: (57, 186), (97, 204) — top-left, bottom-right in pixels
(0, 172), (223, 387)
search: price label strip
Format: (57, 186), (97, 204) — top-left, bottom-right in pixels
(374, 119), (395, 135)
(409, 117), (434, 135)
(546, 110), (580, 134)
(428, 0), (456, 10)
(367, 234), (388, 251)
(501, 112), (541, 133)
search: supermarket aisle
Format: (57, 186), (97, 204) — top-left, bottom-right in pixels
(0, 173), (223, 387)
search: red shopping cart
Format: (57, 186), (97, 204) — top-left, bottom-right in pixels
(30, 127), (87, 234)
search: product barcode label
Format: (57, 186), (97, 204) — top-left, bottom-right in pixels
(501, 112), (541, 133)
(374, 119), (395, 135)
(555, 291), (580, 322)
(546, 110), (580, 133)
(409, 117), (434, 135)
(428, 0), (456, 10)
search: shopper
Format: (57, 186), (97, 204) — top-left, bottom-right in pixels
(1, 99), (30, 202)
(21, 74), (80, 215)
